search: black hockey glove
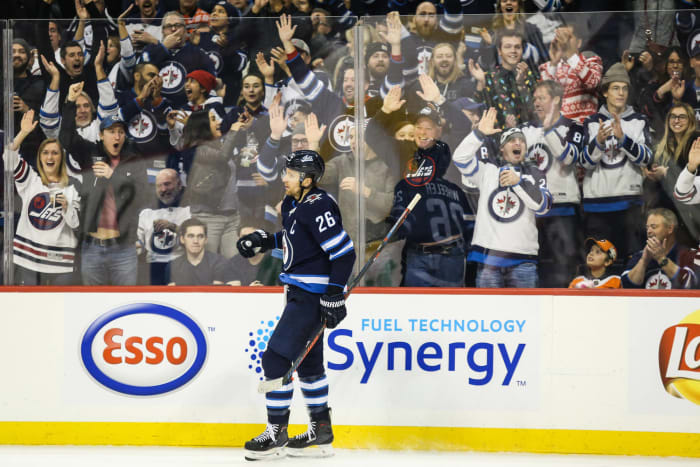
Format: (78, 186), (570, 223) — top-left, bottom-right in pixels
(236, 229), (274, 258)
(319, 293), (346, 329)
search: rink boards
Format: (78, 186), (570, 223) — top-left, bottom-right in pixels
(1, 287), (699, 457)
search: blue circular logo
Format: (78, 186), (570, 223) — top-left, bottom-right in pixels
(81, 303), (207, 396)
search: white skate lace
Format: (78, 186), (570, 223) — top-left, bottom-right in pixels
(253, 424), (278, 442)
(295, 422), (316, 442)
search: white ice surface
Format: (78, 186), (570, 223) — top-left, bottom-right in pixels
(0, 446), (697, 467)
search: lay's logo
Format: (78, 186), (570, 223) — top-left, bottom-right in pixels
(81, 303), (207, 396)
(659, 310), (700, 405)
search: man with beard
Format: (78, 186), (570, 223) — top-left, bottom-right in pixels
(398, 0), (464, 82)
(125, 0), (165, 54)
(12, 38), (45, 164)
(277, 14), (379, 159)
(136, 168), (191, 285)
(365, 42), (390, 98)
(520, 80), (585, 287)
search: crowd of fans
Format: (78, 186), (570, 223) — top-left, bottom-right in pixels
(1, 0), (700, 289)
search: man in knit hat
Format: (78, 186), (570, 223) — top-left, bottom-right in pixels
(12, 38), (44, 164)
(580, 62), (652, 263)
(365, 42), (390, 98)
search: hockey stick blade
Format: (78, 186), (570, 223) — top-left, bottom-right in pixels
(256, 193), (422, 394)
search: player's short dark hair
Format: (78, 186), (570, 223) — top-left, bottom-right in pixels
(179, 217), (207, 237)
(496, 31), (524, 50)
(60, 40), (83, 60)
(535, 80), (564, 106)
(134, 61), (158, 76)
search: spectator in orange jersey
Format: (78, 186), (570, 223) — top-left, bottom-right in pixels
(568, 238), (621, 289)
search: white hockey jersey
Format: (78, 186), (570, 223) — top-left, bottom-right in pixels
(3, 149), (80, 274)
(453, 131), (553, 262)
(521, 116), (584, 210)
(581, 105), (652, 211)
(136, 205), (192, 264)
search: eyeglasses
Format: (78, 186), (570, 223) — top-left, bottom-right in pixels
(163, 23), (185, 30)
(291, 138), (309, 146)
(669, 114), (689, 121)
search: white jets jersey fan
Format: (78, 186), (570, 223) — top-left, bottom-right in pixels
(4, 149), (81, 274)
(453, 131), (552, 259)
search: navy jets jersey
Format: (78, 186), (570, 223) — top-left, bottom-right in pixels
(273, 187), (356, 294)
(391, 176), (474, 246)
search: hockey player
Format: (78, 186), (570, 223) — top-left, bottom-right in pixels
(453, 107), (553, 288)
(236, 150), (355, 460)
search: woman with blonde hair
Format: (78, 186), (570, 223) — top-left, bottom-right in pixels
(643, 102), (699, 246)
(3, 110), (81, 285)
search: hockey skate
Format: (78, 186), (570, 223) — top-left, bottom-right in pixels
(244, 424), (288, 461)
(286, 413), (334, 458)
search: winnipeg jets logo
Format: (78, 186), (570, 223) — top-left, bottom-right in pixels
(159, 61), (186, 95)
(305, 193), (322, 204)
(405, 156), (435, 187)
(600, 136), (625, 169)
(528, 144), (552, 172)
(151, 227), (177, 254)
(27, 193), (63, 230)
(207, 50), (223, 75)
(128, 110), (157, 143)
(646, 274), (671, 289)
(328, 115), (354, 153)
(416, 47), (432, 75)
(487, 188), (524, 223)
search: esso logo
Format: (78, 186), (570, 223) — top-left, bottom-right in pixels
(659, 309), (700, 405)
(81, 303), (207, 396)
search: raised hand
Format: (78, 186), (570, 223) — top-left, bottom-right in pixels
(41, 54), (60, 81)
(268, 103), (286, 139)
(477, 107), (501, 136)
(468, 59), (486, 84)
(270, 47), (291, 77)
(671, 79), (686, 101)
(379, 11), (402, 48)
(94, 40), (106, 68)
(479, 27), (492, 45)
(381, 85), (405, 114)
(416, 74), (442, 104)
(256, 51), (275, 81)
(638, 50), (653, 72)
(688, 137), (700, 173)
(596, 118), (613, 145)
(75, 0), (89, 19)
(515, 61), (529, 84)
(20, 109), (38, 135)
(67, 81), (85, 102)
(621, 49), (635, 72)
(305, 112), (327, 148)
(117, 3), (134, 23)
(276, 14), (297, 50)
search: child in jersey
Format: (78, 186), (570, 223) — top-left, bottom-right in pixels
(568, 238), (621, 289)
(236, 150), (356, 460)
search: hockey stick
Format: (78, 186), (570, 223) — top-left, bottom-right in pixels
(257, 193), (422, 394)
